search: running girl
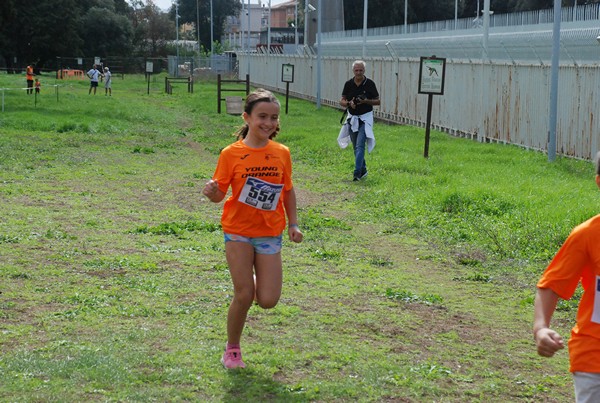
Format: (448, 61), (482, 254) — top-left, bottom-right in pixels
(202, 88), (303, 369)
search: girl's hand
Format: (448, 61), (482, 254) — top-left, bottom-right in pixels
(288, 225), (303, 243)
(535, 328), (564, 357)
(202, 179), (219, 200)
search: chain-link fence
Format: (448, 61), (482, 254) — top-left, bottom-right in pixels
(166, 54), (238, 78)
(54, 57), (169, 77)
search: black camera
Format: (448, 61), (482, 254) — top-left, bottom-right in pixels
(354, 94), (366, 103)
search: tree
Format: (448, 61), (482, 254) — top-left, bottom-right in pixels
(342, 0), (598, 30)
(0, 0), (17, 68)
(80, 6), (134, 58)
(409, 0), (458, 22)
(0, 0), (137, 69)
(130, 1), (175, 57)
(0, 0), (83, 69)
(176, 0), (241, 53)
(29, 0), (83, 66)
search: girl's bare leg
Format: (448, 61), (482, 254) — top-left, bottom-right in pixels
(225, 241), (255, 344)
(254, 253), (282, 309)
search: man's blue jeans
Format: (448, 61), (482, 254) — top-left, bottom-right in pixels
(349, 120), (367, 177)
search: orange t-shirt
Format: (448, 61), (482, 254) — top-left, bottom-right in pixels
(537, 214), (600, 373)
(213, 139), (293, 237)
(26, 66), (34, 81)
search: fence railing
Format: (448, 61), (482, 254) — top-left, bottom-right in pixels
(238, 53), (600, 161)
(323, 4), (600, 39)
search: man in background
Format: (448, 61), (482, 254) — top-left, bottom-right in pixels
(87, 64), (103, 95)
(338, 60), (380, 181)
(26, 65), (34, 95)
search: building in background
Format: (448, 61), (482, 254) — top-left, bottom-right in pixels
(259, 0), (301, 53)
(270, 0), (296, 28)
(304, 0), (344, 47)
(224, 0), (343, 54)
(224, 2), (264, 52)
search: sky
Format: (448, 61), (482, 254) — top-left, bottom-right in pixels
(150, 0), (289, 12)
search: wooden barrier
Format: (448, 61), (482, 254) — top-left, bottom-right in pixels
(164, 76), (193, 94)
(225, 97), (243, 115)
(217, 74), (249, 114)
(57, 69), (85, 80)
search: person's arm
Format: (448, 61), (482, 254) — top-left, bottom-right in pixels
(340, 95), (350, 109)
(202, 179), (226, 203)
(357, 97), (380, 107)
(283, 187), (302, 243)
(533, 287), (565, 357)
(342, 95), (361, 110)
(356, 78), (381, 106)
(356, 80), (380, 107)
(340, 81), (352, 109)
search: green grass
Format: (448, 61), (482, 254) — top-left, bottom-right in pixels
(0, 71), (591, 401)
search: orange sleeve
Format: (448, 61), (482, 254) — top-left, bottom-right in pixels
(213, 147), (233, 195)
(282, 146), (293, 192)
(537, 225), (589, 300)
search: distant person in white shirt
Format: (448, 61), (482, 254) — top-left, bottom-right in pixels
(103, 67), (112, 96)
(86, 64), (103, 95)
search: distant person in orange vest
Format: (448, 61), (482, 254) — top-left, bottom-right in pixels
(26, 65), (34, 95)
(34, 78), (41, 94)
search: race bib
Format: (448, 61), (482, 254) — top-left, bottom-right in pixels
(592, 276), (600, 324)
(238, 176), (283, 211)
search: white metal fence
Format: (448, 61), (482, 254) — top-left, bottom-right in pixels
(233, 4), (600, 161)
(320, 21), (600, 65)
(238, 53), (600, 160)
(324, 4), (600, 38)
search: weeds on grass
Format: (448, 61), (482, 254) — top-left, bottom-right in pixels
(384, 288), (444, 305)
(0, 72), (584, 401)
(132, 220), (221, 236)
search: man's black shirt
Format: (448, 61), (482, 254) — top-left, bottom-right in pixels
(342, 77), (379, 116)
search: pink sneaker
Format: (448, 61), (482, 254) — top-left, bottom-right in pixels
(221, 347), (246, 369)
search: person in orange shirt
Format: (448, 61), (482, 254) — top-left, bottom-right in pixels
(34, 78), (41, 94)
(534, 150), (600, 402)
(26, 65), (34, 95)
(203, 88), (303, 369)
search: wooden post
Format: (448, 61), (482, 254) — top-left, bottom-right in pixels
(285, 82), (290, 114)
(424, 93), (433, 158)
(217, 74), (222, 114)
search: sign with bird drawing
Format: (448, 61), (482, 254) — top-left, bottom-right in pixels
(418, 56), (446, 95)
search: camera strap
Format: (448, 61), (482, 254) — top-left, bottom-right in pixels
(355, 77), (368, 98)
(340, 108), (348, 125)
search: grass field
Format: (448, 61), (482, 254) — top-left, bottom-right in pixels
(0, 71), (596, 401)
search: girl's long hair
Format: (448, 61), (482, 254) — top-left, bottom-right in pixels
(234, 88), (281, 140)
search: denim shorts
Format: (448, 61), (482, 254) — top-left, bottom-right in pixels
(223, 233), (282, 255)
